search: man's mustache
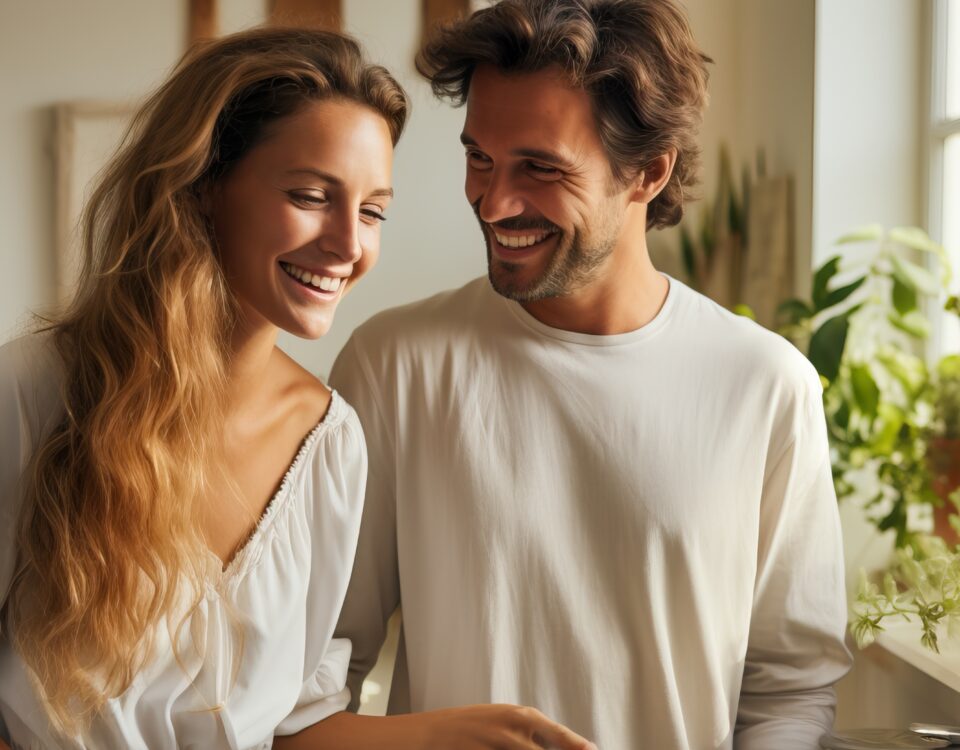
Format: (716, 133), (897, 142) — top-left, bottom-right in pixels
(470, 200), (561, 234)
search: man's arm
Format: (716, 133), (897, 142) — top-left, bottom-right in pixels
(735, 372), (852, 749)
(327, 335), (402, 710)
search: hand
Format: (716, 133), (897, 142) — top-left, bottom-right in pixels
(418, 704), (597, 750)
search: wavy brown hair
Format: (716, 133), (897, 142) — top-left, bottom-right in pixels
(417, 0), (711, 229)
(8, 26), (407, 734)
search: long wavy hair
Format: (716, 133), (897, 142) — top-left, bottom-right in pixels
(7, 27), (407, 735)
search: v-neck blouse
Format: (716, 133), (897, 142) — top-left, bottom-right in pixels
(0, 334), (367, 750)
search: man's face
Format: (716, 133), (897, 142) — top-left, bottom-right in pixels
(461, 65), (632, 302)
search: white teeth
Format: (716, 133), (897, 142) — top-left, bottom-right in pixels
(494, 232), (549, 248)
(281, 262), (343, 293)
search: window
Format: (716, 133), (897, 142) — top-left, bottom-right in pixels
(930, 0), (960, 355)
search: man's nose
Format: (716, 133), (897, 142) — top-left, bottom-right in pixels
(476, 169), (525, 224)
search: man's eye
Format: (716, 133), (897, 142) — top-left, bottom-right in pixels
(527, 162), (560, 176)
(466, 150), (492, 168)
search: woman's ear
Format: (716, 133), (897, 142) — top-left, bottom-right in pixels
(628, 149), (678, 204)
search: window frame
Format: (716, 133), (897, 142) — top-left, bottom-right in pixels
(928, 0), (960, 357)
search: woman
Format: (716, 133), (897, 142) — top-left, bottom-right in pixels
(0, 26), (593, 750)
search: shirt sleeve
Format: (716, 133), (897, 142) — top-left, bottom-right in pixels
(0, 340), (26, 615)
(0, 336), (61, 621)
(275, 400), (370, 734)
(328, 335), (402, 712)
(734, 368), (853, 749)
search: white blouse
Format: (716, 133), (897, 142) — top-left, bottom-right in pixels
(0, 334), (366, 749)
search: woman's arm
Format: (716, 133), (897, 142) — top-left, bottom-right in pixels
(274, 705), (596, 750)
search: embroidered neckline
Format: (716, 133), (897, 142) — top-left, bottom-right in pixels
(209, 390), (344, 585)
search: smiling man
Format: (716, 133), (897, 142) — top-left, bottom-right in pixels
(329, 1), (851, 748)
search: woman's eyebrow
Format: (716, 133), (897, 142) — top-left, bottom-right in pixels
(285, 167), (393, 197)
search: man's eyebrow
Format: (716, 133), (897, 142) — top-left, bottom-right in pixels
(285, 168), (393, 198)
(459, 133), (575, 170)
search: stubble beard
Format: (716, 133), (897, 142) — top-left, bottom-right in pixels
(473, 200), (620, 303)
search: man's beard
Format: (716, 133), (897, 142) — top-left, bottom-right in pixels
(472, 200), (619, 302)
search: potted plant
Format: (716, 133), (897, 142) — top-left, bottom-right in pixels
(774, 225), (960, 651)
(778, 225), (952, 550)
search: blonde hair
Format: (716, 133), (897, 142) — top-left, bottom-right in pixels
(8, 26), (408, 734)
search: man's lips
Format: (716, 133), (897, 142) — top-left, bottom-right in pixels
(488, 226), (558, 260)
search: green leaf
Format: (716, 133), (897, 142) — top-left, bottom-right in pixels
(776, 298), (814, 326)
(892, 275), (918, 315)
(851, 364), (880, 418)
(809, 311), (852, 382)
(822, 276), (867, 309)
(889, 253), (940, 296)
(877, 349), (929, 398)
(938, 355), (960, 379)
(888, 310), (931, 339)
(876, 497), (907, 533)
(889, 226), (944, 255)
(732, 304), (756, 320)
(812, 256), (842, 311)
(946, 295), (960, 317)
(836, 224), (883, 244)
(870, 402), (904, 456)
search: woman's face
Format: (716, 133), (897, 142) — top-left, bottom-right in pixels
(211, 98), (394, 340)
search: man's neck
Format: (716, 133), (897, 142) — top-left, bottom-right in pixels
(520, 232), (669, 336)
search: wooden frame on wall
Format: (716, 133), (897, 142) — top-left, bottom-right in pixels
(270, 0), (343, 31)
(53, 101), (135, 302)
(189, 0), (218, 43)
(421, 0), (471, 46)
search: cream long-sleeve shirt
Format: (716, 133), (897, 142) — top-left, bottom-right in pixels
(0, 334), (365, 750)
(329, 276), (851, 750)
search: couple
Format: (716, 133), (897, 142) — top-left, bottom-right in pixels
(0, 1), (851, 748)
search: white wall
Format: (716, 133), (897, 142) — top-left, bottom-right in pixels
(0, 0), (186, 341)
(812, 0), (925, 261)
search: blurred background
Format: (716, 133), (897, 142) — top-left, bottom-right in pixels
(2, 0), (959, 734)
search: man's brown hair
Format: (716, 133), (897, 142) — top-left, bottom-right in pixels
(417, 0), (711, 229)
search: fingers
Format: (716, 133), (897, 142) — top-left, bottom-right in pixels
(514, 707), (596, 750)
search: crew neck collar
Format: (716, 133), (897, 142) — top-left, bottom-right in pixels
(499, 274), (680, 347)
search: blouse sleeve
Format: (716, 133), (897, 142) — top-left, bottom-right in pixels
(273, 396), (368, 735)
(0, 335), (63, 619)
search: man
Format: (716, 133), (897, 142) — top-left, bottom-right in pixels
(330, 1), (851, 748)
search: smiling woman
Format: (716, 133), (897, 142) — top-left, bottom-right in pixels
(209, 98), (395, 341)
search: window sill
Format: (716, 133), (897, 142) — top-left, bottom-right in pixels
(875, 620), (960, 694)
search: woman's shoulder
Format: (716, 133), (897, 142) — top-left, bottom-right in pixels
(0, 331), (64, 431)
(1, 330), (59, 377)
(273, 349), (364, 488)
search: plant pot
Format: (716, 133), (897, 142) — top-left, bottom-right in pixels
(929, 437), (960, 546)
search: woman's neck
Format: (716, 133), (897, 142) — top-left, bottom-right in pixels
(227, 309), (281, 416)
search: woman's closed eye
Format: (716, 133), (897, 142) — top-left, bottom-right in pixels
(360, 205), (387, 223)
(286, 190), (327, 207)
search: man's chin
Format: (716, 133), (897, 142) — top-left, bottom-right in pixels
(487, 262), (549, 302)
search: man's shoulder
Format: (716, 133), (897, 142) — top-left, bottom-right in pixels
(351, 276), (493, 350)
(674, 280), (821, 396)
